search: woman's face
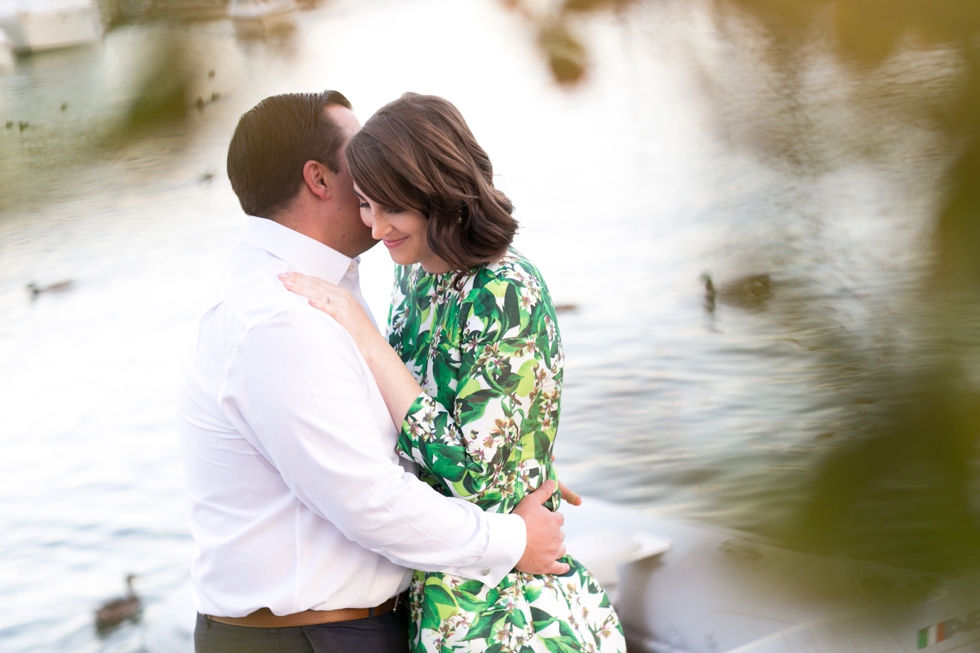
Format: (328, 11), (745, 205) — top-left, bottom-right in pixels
(353, 183), (450, 273)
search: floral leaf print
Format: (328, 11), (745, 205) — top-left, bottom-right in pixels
(386, 249), (625, 653)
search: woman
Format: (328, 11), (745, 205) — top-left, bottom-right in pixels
(282, 93), (625, 653)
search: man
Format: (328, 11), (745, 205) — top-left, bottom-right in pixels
(176, 90), (568, 653)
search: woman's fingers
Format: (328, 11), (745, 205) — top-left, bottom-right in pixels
(558, 480), (582, 506)
(280, 272), (339, 299)
(280, 272), (353, 314)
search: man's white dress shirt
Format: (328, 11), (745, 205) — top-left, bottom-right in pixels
(177, 216), (525, 618)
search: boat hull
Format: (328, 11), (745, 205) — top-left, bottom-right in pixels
(229, 0), (294, 37)
(0, 27), (14, 69)
(562, 499), (980, 653)
(0, 1), (102, 52)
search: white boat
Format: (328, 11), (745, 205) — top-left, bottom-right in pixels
(144, 498), (980, 653)
(0, 0), (26, 49)
(0, 0), (100, 53)
(0, 26), (14, 70)
(565, 499), (980, 653)
(228, 0), (294, 38)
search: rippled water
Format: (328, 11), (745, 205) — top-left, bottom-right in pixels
(1, 1), (977, 651)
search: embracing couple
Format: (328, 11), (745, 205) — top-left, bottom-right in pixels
(176, 90), (626, 653)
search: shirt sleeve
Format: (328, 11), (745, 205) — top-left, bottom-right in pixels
(396, 270), (565, 514)
(220, 306), (525, 587)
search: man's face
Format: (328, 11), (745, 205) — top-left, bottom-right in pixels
(325, 105), (377, 256)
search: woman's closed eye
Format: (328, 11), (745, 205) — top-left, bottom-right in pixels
(357, 201), (402, 214)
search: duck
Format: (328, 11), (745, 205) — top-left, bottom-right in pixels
(701, 272), (772, 311)
(26, 280), (74, 298)
(95, 574), (141, 631)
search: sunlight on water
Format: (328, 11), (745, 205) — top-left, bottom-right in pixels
(0, 0), (977, 651)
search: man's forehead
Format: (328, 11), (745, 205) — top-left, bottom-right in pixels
(326, 104), (360, 139)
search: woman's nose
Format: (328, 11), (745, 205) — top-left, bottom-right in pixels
(370, 214), (390, 240)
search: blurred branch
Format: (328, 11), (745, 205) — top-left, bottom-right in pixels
(500, 0), (639, 83)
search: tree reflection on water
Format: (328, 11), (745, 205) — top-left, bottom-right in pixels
(517, 0), (980, 572)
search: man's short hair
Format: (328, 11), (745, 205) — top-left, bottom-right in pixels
(227, 90), (352, 219)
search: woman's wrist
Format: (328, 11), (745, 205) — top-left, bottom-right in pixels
(355, 329), (390, 365)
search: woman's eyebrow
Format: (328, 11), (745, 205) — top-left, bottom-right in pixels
(353, 189), (365, 200)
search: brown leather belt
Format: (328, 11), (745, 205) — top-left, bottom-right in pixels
(207, 592), (404, 628)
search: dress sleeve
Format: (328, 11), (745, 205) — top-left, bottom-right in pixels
(397, 268), (564, 513)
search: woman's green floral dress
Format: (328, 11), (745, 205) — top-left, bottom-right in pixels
(388, 249), (626, 653)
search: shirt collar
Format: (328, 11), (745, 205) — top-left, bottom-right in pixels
(244, 216), (353, 284)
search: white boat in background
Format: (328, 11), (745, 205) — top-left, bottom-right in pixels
(20, 0), (101, 51)
(0, 0), (100, 53)
(229, 0), (294, 37)
(0, 27), (14, 70)
(0, 0), (26, 49)
(144, 498), (980, 653)
(565, 500), (980, 653)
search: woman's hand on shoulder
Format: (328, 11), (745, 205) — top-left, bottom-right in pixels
(280, 272), (381, 354)
(281, 270), (424, 430)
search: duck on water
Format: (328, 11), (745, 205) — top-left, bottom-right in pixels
(95, 574), (141, 633)
(702, 272), (772, 312)
(26, 280), (73, 299)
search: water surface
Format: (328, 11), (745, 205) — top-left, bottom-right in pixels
(0, 1), (976, 651)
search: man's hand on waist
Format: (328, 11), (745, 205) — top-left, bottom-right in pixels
(513, 481), (569, 575)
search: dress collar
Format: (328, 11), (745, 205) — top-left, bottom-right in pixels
(244, 216), (353, 284)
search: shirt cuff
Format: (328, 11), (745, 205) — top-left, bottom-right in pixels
(454, 511), (526, 587)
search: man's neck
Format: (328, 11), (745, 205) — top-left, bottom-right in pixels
(273, 212), (330, 249)
(271, 194), (375, 259)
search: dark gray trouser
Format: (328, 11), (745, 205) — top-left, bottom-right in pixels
(194, 603), (410, 653)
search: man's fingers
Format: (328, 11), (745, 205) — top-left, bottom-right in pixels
(544, 561), (571, 575)
(515, 481), (575, 576)
(526, 480), (556, 505)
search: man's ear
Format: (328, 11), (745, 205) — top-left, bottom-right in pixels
(302, 160), (332, 201)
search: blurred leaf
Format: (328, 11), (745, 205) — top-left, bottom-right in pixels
(110, 27), (195, 143)
(538, 21), (588, 84)
(934, 136), (980, 290)
(562, 0), (634, 13)
(833, 0), (911, 63)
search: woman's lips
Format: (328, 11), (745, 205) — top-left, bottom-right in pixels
(383, 237), (407, 249)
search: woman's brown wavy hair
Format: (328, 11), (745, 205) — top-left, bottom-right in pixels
(345, 93), (518, 272)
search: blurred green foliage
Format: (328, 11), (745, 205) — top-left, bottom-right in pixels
(515, 0), (980, 571)
(0, 23), (203, 214)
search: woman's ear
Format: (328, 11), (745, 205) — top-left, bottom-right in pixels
(302, 160), (331, 201)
